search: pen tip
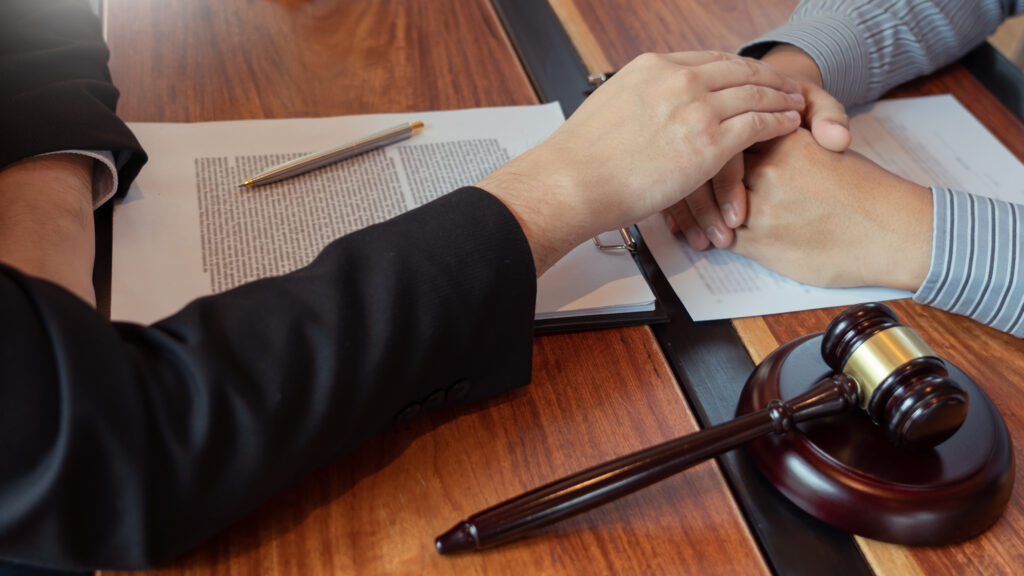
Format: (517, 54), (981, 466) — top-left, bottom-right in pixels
(435, 522), (477, 555)
(238, 180), (253, 189)
(411, 121), (425, 130)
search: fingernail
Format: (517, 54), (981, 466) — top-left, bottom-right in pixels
(685, 227), (707, 249)
(706, 226), (726, 247)
(789, 92), (805, 107)
(784, 110), (800, 120)
(722, 203), (739, 227)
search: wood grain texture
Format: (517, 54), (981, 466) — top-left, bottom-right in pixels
(106, 0), (536, 122)
(549, 0), (797, 68)
(550, 0), (1024, 574)
(101, 1), (767, 574)
(548, 0), (614, 74)
(109, 328), (768, 576)
(732, 316), (778, 366)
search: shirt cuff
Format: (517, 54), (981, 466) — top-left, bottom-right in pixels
(38, 149), (119, 208)
(739, 14), (872, 107)
(913, 187), (1024, 337)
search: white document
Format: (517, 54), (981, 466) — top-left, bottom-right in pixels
(112, 103), (655, 324)
(638, 94), (1024, 321)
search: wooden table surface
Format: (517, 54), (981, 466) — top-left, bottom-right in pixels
(104, 0), (765, 574)
(550, 1), (1024, 575)
(102, 1), (1024, 575)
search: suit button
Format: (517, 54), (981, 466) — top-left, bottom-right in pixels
(395, 403), (421, 423)
(424, 390), (446, 409)
(447, 379), (472, 401)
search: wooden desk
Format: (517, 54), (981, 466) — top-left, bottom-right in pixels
(549, 1), (1024, 575)
(103, 0), (766, 574)
(100, 1), (1024, 575)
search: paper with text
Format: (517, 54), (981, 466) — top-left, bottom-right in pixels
(112, 104), (655, 323)
(639, 94), (1024, 321)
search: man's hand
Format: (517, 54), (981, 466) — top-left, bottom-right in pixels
(479, 50), (805, 275)
(732, 128), (932, 291)
(0, 154), (97, 306)
(665, 43), (851, 250)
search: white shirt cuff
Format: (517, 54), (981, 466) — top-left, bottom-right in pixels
(38, 149), (119, 208)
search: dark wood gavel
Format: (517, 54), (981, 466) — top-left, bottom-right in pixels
(435, 303), (969, 554)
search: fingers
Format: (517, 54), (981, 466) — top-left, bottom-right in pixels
(717, 109), (802, 153)
(712, 153), (746, 228)
(663, 187), (711, 250)
(709, 85), (805, 120)
(684, 153), (746, 248)
(803, 83), (851, 151)
(658, 50), (739, 67)
(698, 56), (802, 94)
(684, 183), (732, 248)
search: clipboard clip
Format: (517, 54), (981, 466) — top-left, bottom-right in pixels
(592, 227), (637, 253)
(585, 72), (616, 96)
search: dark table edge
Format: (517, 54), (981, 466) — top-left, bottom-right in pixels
(80, 7), (1024, 575)
(964, 41), (1024, 122)
(489, 1), (874, 574)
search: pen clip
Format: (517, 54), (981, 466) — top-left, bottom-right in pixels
(592, 228), (637, 253)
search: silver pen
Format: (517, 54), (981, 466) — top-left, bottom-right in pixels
(238, 120), (425, 189)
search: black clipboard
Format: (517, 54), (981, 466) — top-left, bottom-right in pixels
(534, 224), (669, 334)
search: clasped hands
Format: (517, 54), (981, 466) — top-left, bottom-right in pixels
(479, 47), (930, 290)
(662, 45), (932, 292)
(481, 50), (807, 275)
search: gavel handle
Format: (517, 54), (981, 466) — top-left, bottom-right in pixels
(435, 374), (859, 554)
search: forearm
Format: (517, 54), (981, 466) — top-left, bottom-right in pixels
(0, 188), (537, 570)
(914, 187), (1024, 337)
(742, 0), (1021, 106)
(0, 154), (97, 305)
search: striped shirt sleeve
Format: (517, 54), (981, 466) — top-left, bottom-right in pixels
(742, 0), (1024, 337)
(915, 187), (1024, 337)
(740, 0), (1022, 107)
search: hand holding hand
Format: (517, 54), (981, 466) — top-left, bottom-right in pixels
(480, 50), (805, 274)
(665, 44), (851, 250)
(732, 128), (932, 291)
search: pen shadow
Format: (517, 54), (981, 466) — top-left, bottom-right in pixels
(170, 387), (529, 567)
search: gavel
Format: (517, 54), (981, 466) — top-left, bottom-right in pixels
(435, 303), (970, 554)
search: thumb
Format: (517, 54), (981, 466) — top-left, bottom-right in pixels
(804, 83), (851, 152)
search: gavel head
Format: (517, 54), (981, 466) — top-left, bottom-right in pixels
(821, 303), (968, 449)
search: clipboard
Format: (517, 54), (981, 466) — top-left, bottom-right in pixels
(532, 71), (666, 333)
(534, 225), (669, 334)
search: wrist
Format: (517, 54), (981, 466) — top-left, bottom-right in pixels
(478, 149), (586, 276)
(863, 179), (933, 292)
(761, 44), (823, 89)
(0, 154), (97, 305)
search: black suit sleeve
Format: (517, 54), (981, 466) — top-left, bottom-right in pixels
(0, 0), (146, 196)
(0, 187), (538, 570)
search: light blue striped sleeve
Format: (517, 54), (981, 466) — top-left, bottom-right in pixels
(740, 0), (1024, 337)
(915, 188), (1024, 337)
(740, 0), (1022, 107)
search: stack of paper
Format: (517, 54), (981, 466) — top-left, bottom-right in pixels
(111, 103), (655, 324)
